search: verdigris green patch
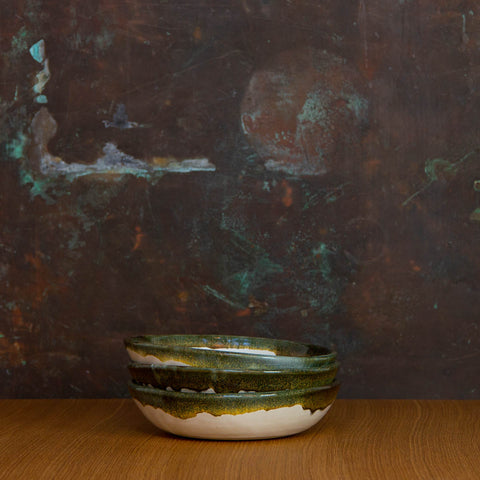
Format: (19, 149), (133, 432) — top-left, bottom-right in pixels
(470, 208), (480, 222)
(9, 26), (30, 59)
(5, 133), (28, 161)
(68, 28), (115, 55)
(18, 170), (57, 204)
(29, 39), (46, 64)
(313, 243), (332, 281)
(403, 150), (478, 206)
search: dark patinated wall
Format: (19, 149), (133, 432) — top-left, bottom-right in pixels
(1, 0), (479, 398)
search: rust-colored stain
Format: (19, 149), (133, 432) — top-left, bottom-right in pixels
(0, 0), (479, 399)
(132, 226), (145, 251)
(241, 47), (368, 176)
(281, 180), (293, 207)
(193, 26), (202, 42)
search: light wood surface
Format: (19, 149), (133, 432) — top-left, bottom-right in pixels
(0, 399), (478, 479)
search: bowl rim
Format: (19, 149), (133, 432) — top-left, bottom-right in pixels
(127, 360), (340, 375)
(124, 334), (336, 361)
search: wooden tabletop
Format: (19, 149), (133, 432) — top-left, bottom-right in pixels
(0, 399), (478, 479)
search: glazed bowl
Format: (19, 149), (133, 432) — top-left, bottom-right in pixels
(125, 334), (336, 370)
(128, 380), (340, 440)
(128, 361), (339, 393)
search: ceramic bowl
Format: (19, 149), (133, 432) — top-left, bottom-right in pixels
(128, 380), (340, 440)
(128, 361), (339, 393)
(125, 334), (336, 370)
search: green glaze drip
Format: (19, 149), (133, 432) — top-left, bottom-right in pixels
(130, 382), (339, 419)
(129, 362), (339, 394)
(125, 335), (336, 372)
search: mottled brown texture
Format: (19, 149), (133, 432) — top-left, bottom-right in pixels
(0, 0), (479, 398)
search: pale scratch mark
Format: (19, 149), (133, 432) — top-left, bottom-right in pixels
(462, 13), (469, 45)
(172, 50), (244, 77)
(302, 182), (352, 211)
(402, 150), (478, 207)
(201, 285), (245, 310)
(115, 50), (244, 101)
(401, 181), (432, 207)
(324, 182), (352, 204)
(446, 350), (480, 362)
(358, 0), (368, 72)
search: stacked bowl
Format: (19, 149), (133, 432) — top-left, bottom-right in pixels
(125, 334), (339, 440)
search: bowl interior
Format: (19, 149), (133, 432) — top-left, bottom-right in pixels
(125, 334), (334, 358)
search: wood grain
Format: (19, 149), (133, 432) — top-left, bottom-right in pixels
(0, 399), (479, 479)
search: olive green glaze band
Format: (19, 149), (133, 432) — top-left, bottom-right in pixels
(128, 381), (340, 419)
(125, 334), (337, 369)
(128, 362), (339, 393)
